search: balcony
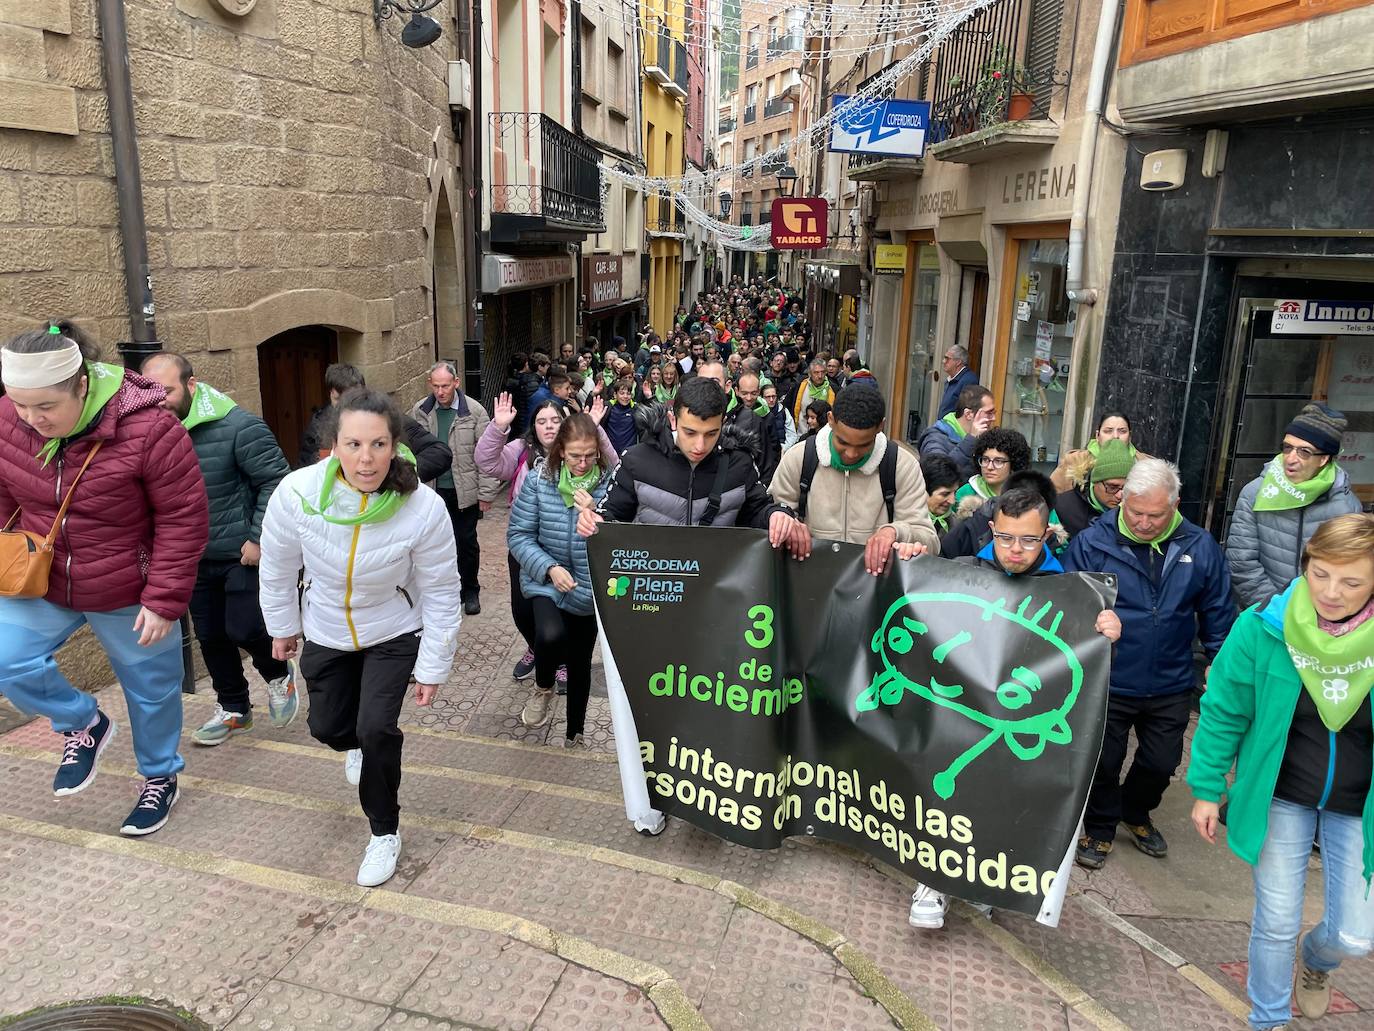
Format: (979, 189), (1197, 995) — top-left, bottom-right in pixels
(718, 116), (737, 134)
(743, 104), (757, 124)
(488, 113), (604, 244)
(766, 33), (803, 58)
(846, 151), (924, 182)
(763, 96), (793, 120)
(647, 193), (685, 237)
(921, 0), (1068, 164)
(669, 39), (688, 99)
(645, 20), (687, 101)
(745, 46), (759, 70)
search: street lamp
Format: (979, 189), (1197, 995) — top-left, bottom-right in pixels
(373, 0), (443, 47)
(718, 191), (733, 219)
(775, 164), (799, 197)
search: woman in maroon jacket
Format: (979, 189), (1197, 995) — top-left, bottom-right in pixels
(0, 321), (208, 836)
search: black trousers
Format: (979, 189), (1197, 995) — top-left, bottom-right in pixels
(507, 551), (536, 651)
(436, 487), (480, 601)
(1084, 691), (1193, 842)
(300, 631), (421, 836)
(531, 596), (596, 739)
(188, 560), (286, 714)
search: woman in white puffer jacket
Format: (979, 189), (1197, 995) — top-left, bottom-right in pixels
(259, 387), (460, 888)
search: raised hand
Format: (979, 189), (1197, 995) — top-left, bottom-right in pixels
(493, 391), (517, 430)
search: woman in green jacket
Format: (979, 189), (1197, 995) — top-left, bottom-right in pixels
(1187, 513), (1374, 1030)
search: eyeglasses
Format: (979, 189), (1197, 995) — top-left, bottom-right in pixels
(990, 531), (1046, 550)
(1281, 443), (1319, 460)
(978, 455), (1009, 469)
(1097, 480), (1125, 495)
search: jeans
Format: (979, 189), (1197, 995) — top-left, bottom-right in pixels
(188, 560), (286, 714)
(1084, 691), (1192, 841)
(1248, 798), (1374, 1028)
(0, 596), (186, 778)
(300, 631), (421, 836)
(436, 487), (480, 602)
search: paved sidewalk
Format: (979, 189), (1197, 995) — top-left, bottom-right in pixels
(1, 503), (1371, 1030)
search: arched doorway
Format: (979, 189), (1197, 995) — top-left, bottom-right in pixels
(431, 183), (463, 374)
(257, 325), (338, 465)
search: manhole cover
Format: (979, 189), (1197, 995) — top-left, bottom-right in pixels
(3, 1002), (205, 1031)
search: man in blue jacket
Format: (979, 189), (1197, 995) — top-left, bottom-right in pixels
(1062, 458), (1236, 870)
(937, 345), (979, 419)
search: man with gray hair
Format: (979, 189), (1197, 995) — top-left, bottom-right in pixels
(411, 362), (500, 616)
(1062, 458), (1236, 870)
(937, 344), (978, 419)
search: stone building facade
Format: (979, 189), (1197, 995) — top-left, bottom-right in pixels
(1, 0), (472, 452)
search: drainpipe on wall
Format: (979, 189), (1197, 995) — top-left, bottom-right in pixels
(1063, 0), (1123, 305)
(98, 0), (195, 696)
(98, 0), (160, 365)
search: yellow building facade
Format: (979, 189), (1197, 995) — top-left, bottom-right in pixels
(641, 0), (687, 333)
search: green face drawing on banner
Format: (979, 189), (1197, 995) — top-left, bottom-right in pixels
(857, 592), (1085, 800)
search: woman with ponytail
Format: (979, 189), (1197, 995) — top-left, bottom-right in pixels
(259, 387), (461, 887)
(0, 320), (208, 837)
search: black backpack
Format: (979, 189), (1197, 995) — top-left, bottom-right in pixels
(796, 435), (899, 523)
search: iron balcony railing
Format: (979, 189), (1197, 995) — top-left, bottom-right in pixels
(743, 104), (757, 123)
(488, 113), (603, 229)
(745, 46), (759, 70)
(719, 116), (737, 134)
(647, 193), (685, 234)
(763, 96), (793, 119)
(922, 0), (1067, 145)
(766, 33), (803, 58)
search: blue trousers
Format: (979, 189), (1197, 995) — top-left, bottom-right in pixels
(0, 596), (185, 778)
(1248, 798), (1374, 1028)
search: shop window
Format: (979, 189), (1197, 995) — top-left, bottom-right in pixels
(1000, 237), (1073, 469)
(903, 244), (940, 441)
(1326, 338), (1374, 504)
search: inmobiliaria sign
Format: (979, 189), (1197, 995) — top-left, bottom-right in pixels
(770, 198), (828, 250)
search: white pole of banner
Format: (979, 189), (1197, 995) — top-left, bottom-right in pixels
(1036, 808), (1088, 928)
(595, 608), (666, 835)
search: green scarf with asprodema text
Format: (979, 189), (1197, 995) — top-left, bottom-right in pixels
(181, 383), (237, 432)
(557, 463), (603, 507)
(296, 443), (417, 526)
(1283, 578), (1374, 731)
(1118, 508), (1183, 554)
(36, 361), (123, 467)
(1254, 455), (1337, 513)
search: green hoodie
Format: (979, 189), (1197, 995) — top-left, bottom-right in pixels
(1186, 582), (1374, 884)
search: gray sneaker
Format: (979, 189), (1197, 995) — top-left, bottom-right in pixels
(521, 687), (554, 728)
(192, 704), (252, 746)
(266, 659), (301, 728)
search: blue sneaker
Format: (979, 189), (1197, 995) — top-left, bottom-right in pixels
(266, 659), (301, 729)
(53, 710), (116, 797)
(119, 776), (179, 837)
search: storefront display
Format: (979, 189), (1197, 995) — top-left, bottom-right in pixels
(1000, 237), (1073, 469)
(902, 244), (940, 441)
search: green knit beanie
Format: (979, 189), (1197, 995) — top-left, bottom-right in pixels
(1091, 439), (1136, 483)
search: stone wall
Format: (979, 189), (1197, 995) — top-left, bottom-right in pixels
(0, 0), (468, 412)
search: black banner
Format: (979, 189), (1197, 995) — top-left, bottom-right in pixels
(590, 524), (1116, 918)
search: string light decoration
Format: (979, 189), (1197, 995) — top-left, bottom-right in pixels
(603, 0), (997, 247)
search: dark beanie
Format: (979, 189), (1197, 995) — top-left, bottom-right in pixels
(1285, 402), (1346, 456)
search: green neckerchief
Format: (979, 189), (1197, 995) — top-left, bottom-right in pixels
(1118, 508), (1183, 554)
(940, 412), (967, 439)
(970, 475), (995, 499)
(805, 380), (831, 405)
(1284, 578), (1374, 732)
(36, 361), (123, 466)
(727, 393), (769, 417)
(1087, 485), (1106, 513)
(297, 443), (416, 526)
(932, 510), (950, 535)
(602, 368), (617, 387)
(829, 434), (871, 473)
(1254, 455), (1337, 513)
(655, 384), (677, 405)
(181, 383), (237, 432)
(557, 463), (602, 507)
(1087, 439), (1138, 460)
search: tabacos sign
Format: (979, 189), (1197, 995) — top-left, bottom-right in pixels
(1273, 299), (1374, 336)
(770, 198), (827, 250)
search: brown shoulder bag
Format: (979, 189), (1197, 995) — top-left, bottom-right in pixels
(0, 441), (103, 598)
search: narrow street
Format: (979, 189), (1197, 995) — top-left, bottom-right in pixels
(1, 504), (1365, 1031)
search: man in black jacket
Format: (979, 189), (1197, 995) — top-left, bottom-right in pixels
(297, 364), (452, 482)
(145, 353), (297, 746)
(501, 352), (541, 438)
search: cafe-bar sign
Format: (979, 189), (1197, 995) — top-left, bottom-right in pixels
(1273, 299), (1374, 335)
(771, 198), (828, 250)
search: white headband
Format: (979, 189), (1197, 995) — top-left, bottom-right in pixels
(1, 342), (84, 389)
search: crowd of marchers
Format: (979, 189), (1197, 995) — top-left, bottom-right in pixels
(0, 286), (1369, 1031)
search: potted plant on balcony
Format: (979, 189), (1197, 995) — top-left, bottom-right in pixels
(959, 45), (1034, 129)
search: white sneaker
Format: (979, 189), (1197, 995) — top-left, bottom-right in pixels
(344, 748), (363, 786)
(357, 832), (400, 887)
(968, 901), (993, 918)
(908, 883), (949, 929)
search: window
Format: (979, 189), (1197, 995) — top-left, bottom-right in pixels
(1000, 237), (1072, 470)
(744, 139), (757, 162)
(622, 187), (637, 251)
(746, 83), (758, 105)
(606, 39), (625, 111)
(903, 244), (940, 440)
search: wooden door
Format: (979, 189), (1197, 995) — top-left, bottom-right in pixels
(257, 326), (339, 466)
(967, 267), (989, 376)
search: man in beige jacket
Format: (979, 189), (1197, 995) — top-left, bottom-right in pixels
(769, 387), (940, 574)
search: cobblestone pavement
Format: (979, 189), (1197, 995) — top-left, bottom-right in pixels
(1, 502), (1371, 1030)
